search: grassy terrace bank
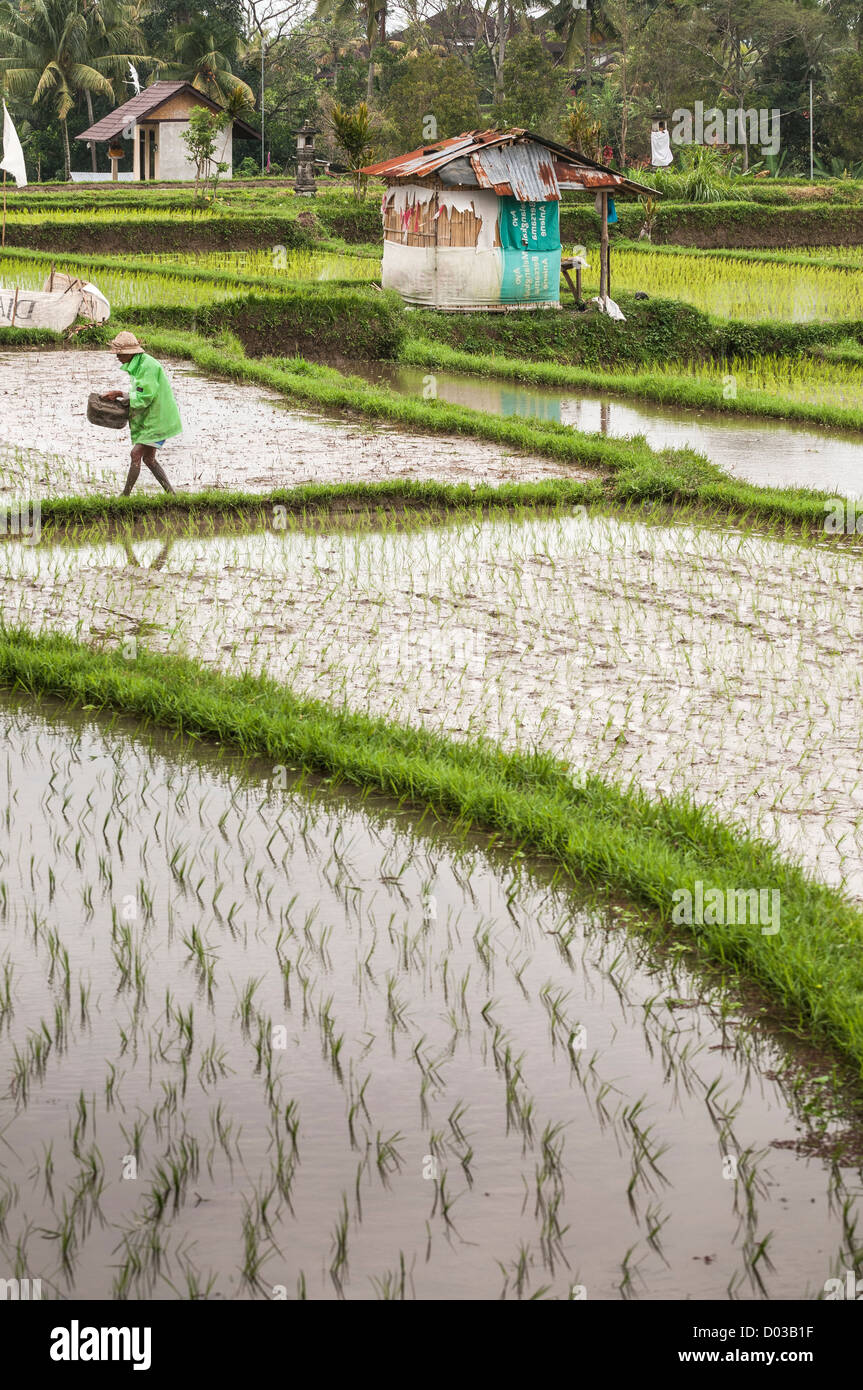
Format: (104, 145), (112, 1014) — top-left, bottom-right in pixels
(3, 627), (863, 1076)
(7, 187), (863, 248)
(0, 326), (856, 532)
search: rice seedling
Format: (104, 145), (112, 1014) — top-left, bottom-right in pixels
(578, 246), (863, 323)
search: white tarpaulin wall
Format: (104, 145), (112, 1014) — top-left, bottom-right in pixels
(381, 185), (502, 307)
(382, 242), (504, 307)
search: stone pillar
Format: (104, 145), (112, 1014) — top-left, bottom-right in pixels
(294, 127), (317, 195)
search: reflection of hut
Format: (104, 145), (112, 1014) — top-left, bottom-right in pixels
(361, 129), (654, 311)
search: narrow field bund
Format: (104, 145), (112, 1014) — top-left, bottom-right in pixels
(3, 628), (863, 1080)
(1, 331), (859, 532)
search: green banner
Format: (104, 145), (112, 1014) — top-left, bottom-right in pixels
(498, 197), (560, 251)
(500, 248), (561, 302)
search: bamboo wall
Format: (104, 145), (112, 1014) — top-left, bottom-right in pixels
(382, 186), (502, 250)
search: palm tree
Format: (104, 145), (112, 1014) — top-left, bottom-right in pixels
(316, 0), (385, 102)
(0, 0), (145, 178)
(81, 0), (149, 171)
(162, 18), (254, 108)
(540, 0), (617, 100)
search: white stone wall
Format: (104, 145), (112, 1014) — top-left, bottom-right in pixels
(156, 122), (233, 180)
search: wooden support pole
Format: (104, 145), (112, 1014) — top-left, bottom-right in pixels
(10, 286), (19, 326)
(576, 265), (582, 300)
(599, 192), (609, 301)
(1, 170), (6, 249)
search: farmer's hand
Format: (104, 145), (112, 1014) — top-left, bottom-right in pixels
(102, 390), (126, 401)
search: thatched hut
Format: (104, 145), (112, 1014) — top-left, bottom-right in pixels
(361, 129), (654, 311)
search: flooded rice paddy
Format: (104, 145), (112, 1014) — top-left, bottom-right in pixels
(0, 352), (589, 497)
(348, 361), (863, 498)
(0, 691), (860, 1300)
(2, 511), (863, 898)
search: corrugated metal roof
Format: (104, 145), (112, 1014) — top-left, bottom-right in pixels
(77, 82), (258, 142)
(362, 129), (656, 199)
(362, 130), (503, 180)
(554, 163), (626, 190)
(471, 141), (560, 201)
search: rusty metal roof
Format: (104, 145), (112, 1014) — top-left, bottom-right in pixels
(77, 81), (258, 142)
(362, 129), (655, 199)
(471, 140), (561, 201)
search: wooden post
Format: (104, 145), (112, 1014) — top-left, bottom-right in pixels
(576, 265), (582, 300)
(49, 262), (55, 290)
(10, 287), (18, 326)
(599, 192), (609, 301)
(1, 170), (6, 249)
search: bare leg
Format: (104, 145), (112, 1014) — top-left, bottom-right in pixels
(142, 446), (175, 495)
(122, 444), (144, 496)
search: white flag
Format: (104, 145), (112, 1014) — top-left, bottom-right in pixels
(1, 103), (27, 187)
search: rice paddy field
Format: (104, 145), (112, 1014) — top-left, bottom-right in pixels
(2, 191), (863, 1318)
(579, 246), (863, 322)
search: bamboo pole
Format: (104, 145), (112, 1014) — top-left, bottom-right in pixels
(599, 192), (608, 301)
(2, 170), (6, 249)
(10, 286), (18, 326)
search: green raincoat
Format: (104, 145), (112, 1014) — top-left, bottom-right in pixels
(121, 352), (182, 446)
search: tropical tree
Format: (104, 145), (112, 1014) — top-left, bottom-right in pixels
(316, 0), (385, 101)
(329, 98), (375, 194)
(161, 17), (254, 106)
(80, 0), (149, 171)
(0, 0), (144, 178)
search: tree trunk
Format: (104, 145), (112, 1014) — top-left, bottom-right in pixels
(735, 32), (748, 171)
(584, 5), (592, 100)
(367, 55), (374, 101)
(378, 2), (387, 45)
(494, 0), (506, 105)
(62, 117), (71, 181)
(85, 90), (98, 172)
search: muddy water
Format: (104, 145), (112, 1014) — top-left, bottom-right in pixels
(343, 360), (863, 498)
(2, 512), (863, 900)
(0, 351), (597, 497)
(0, 691), (859, 1301)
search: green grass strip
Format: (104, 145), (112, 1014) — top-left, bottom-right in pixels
(0, 244), (371, 296)
(612, 237), (863, 275)
(29, 477), (603, 530)
(401, 336), (863, 434)
(3, 625), (863, 1074)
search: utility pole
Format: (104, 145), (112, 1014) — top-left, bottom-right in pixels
(809, 78), (813, 180)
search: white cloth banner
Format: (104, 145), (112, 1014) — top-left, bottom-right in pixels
(1, 102), (27, 187)
(650, 129), (673, 167)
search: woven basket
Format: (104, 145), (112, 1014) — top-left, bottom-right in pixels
(87, 392), (130, 430)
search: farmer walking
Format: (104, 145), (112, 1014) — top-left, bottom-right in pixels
(102, 331), (181, 495)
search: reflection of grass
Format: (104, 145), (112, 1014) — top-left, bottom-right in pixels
(402, 338), (863, 433)
(4, 626), (863, 1074)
